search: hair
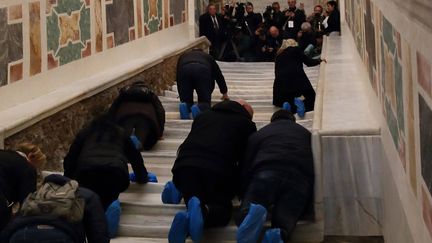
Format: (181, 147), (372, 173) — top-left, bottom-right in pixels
(301, 22), (312, 32)
(327, 1), (338, 8)
(207, 3), (216, 11)
(16, 143), (47, 169)
(272, 2), (280, 6)
(246, 2), (253, 7)
(314, 4), (323, 11)
(277, 39), (298, 55)
(271, 110), (296, 122)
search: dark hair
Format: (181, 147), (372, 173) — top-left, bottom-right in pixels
(246, 2), (253, 7)
(327, 1), (338, 8)
(271, 110), (296, 122)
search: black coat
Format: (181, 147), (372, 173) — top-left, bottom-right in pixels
(199, 13), (225, 46)
(0, 150), (36, 204)
(240, 119), (314, 188)
(1, 175), (110, 243)
(172, 101), (257, 176)
(273, 46), (321, 107)
(281, 8), (306, 39)
(177, 49), (228, 94)
(63, 116), (148, 191)
(325, 9), (341, 34)
(108, 82), (165, 150)
(245, 12), (263, 35)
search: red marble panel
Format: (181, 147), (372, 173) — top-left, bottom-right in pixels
(48, 53), (59, 70)
(30, 1), (42, 76)
(8, 5), (22, 21)
(82, 41), (91, 58)
(9, 62), (23, 82)
(417, 52), (432, 96)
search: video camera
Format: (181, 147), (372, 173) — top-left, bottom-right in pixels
(224, 2), (247, 36)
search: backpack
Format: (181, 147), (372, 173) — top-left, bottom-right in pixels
(20, 179), (85, 223)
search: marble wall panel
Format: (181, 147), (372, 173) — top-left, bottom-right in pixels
(423, 187), (432, 239)
(170, 0), (186, 26)
(417, 52), (432, 97)
(0, 7), (24, 86)
(420, 95), (432, 194)
(106, 0), (135, 46)
(143, 0), (163, 34)
(30, 2), (42, 76)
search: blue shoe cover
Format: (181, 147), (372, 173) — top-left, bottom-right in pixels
(294, 97), (305, 118)
(105, 199), (121, 238)
(161, 181), (183, 204)
(187, 197), (204, 243)
(179, 103), (190, 120)
(129, 172), (136, 182)
(237, 203), (267, 243)
(191, 104), (201, 119)
(262, 228), (284, 243)
(168, 211), (189, 243)
(282, 102), (291, 112)
(147, 172), (158, 183)
(130, 135), (142, 150)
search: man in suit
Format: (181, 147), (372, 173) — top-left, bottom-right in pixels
(281, 0), (306, 39)
(199, 4), (226, 59)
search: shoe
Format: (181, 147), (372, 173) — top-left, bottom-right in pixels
(191, 104), (201, 119)
(294, 97), (305, 118)
(161, 181), (183, 204)
(147, 172), (158, 183)
(262, 228), (284, 243)
(179, 103), (190, 120)
(237, 203), (267, 243)
(282, 102), (291, 112)
(168, 211), (189, 243)
(105, 199), (121, 238)
(187, 197), (204, 243)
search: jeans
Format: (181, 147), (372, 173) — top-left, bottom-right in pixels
(9, 225), (74, 243)
(237, 169), (313, 242)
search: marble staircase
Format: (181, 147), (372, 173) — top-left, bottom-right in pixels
(113, 62), (320, 243)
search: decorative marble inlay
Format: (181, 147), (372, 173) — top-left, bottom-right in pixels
(8, 5), (23, 21)
(106, 0), (135, 47)
(9, 62), (23, 82)
(46, 0), (91, 66)
(420, 95), (432, 194)
(170, 0), (186, 26)
(30, 2), (42, 76)
(0, 7), (24, 86)
(423, 187), (432, 239)
(143, 0), (163, 34)
(95, 0), (103, 52)
(417, 52), (432, 97)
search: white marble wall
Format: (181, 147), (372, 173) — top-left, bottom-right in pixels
(322, 136), (382, 235)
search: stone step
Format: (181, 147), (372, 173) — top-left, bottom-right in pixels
(164, 111), (314, 122)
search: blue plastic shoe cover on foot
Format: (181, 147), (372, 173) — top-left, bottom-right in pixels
(262, 228), (284, 243)
(187, 197), (204, 243)
(179, 103), (190, 120)
(191, 105), (201, 119)
(147, 172), (158, 183)
(282, 102), (291, 112)
(168, 211), (189, 243)
(161, 181), (183, 204)
(237, 203), (267, 243)
(105, 199), (121, 239)
(294, 97), (305, 118)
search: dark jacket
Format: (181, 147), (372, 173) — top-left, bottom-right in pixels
(281, 8), (306, 39)
(325, 9), (341, 34)
(108, 82), (165, 150)
(245, 12), (263, 35)
(199, 13), (225, 46)
(298, 31), (317, 50)
(172, 101), (257, 177)
(0, 150), (36, 204)
(1, 175), (110, 243)
(63, 116), (148, 191)
(273, 46), (321, 107)
(240, 119), (314, 187)
(176, 49), (228, 94)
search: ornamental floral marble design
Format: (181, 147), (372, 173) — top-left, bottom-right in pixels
(143, 0), (163, 34)
(0, 5), (24, 86)
(46, 0), (91, 68)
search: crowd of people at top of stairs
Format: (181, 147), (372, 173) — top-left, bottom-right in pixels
(0, 31), (325, 243)
(199, 0), (340, 62)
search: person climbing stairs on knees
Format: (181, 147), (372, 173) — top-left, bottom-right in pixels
(176, 49), (229, 120)
(108, 81), (166, 151)
(272, 39), (326, 118)
(236, 110), (315, 243)
(167, 100), (256, 243)
(63, 114), (157, 238)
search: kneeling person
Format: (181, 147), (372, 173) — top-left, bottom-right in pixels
(168, 100), (256, 243)
(236, 110), (314, 243)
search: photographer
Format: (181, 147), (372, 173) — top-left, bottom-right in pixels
(281, 0), (306, 39)
(263, 2), (285, 30)
(245, 2), (263, 36)
(199, 4), (226, 59)
(257, 26), (282, 62)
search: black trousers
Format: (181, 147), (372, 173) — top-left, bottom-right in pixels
(119, 115), (154, 150)
(177, 63), (214, 111)
(0, 190), (12, 231)
(76, 170), (126, 211)
(173, 167), (235, 228)
(237, 169), (313, 242)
